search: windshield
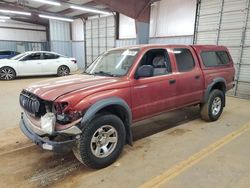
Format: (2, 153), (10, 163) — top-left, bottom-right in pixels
(85, 48), (140, 77)
(10, 52), (29, 60)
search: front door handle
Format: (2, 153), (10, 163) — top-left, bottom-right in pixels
(169, 79), (176, 84)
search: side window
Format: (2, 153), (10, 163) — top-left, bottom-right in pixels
(138, 49), (172, 77)
(23, 53), (41, 61)
(43, 53), (59, 60)
(201, 51), (230, 67)
(174, 48), (195, 72)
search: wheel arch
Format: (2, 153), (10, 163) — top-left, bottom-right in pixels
(203, 77), (226, 106)
(58, 65), (70, 72)
(80, 97), (133, 145)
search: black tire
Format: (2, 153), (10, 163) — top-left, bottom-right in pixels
(200, 89), (224, 122)
(57, 65), (70, 76)
(73, 113), (126, 169)
(0, 66), (16, 80)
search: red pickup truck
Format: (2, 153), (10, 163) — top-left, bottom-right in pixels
(19, 44), (235, 169)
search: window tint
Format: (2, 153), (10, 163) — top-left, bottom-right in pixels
(201, 51), (230, 67)
(0, 51), (11, 55)
(174, 48), (195, 72)
(43, 53), (59, 60)
(138, 49), (172, 77)
(23, 53), (41, 61)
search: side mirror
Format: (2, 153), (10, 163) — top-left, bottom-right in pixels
(135, 65), (154, 79)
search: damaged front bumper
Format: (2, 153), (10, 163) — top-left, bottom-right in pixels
(20, 112), (81, 153)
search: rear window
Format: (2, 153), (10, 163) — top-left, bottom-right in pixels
(43, 53), (59, 60)
(174, 48), (195, 72)
(201, 51), (230, 67)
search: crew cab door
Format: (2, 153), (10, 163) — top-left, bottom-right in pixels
(131, 48), (177, 121)
(18, 52), (42, 75)
(171, 47), (204, 107)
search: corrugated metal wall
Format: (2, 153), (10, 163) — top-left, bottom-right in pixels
(116, 36), (193, 47)
(49, 19), (85, 70)
(85, 16), (115, 66)
(49, 19), (71, 57)
(0, 20), (46, 42)
(194, 0), (250, 99)
(0, 41), (49, 52)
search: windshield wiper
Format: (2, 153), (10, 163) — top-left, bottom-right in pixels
(93, 71), (115, 77)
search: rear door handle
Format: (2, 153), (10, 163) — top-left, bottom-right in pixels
(195, 75), (200, 79)
(169, 79), (176, 84)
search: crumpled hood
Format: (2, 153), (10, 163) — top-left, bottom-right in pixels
(25, 74), (122, 101)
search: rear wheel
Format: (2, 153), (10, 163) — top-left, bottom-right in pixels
(200, 89), (224, 122)
(0, 67), (16, 80)
(73, 114), (126, 169)
(57, 65), (70, 76)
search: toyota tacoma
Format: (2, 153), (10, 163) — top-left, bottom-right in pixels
(19, 44), (235, 169)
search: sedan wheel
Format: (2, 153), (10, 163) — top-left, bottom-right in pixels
(57, 66), (70, 76)
(0, 67), (16, 80)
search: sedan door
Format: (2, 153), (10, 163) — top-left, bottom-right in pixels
(40, 53), (61, 74)
(18, 53), (42, 76)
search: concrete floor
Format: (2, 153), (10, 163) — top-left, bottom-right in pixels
(0, 76), (250, 188)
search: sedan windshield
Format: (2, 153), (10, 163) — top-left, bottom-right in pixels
(10, 52), (29, 60)
(85, 48), (140, 77)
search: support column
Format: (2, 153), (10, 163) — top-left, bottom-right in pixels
(93, 0), (152, 44)
(135, 21), (150, 44)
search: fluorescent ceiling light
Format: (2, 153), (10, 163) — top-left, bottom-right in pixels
(30, 0), (61, 6)
(0, 9), (31, 16)
(0, 16), (11, 19)
(0, 20), (6, 22)
(70, 5), (111, 15)
(39, 14), (74, 22)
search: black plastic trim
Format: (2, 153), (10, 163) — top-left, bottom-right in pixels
(80, 97), (133, 145)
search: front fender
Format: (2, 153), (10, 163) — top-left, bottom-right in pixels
(80, 97), (133, 145)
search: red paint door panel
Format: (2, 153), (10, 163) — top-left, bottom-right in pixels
(131, 75), (177, 121)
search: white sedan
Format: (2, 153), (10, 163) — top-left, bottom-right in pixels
(0, 51), (78, 80)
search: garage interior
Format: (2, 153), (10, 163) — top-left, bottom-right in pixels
(0, 0), (250, 188)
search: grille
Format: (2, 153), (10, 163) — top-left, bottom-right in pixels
(19, 90), (40, 115)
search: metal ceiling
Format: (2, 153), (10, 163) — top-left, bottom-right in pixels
(0, 0), (110, 25)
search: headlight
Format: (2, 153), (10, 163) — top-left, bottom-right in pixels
(53, 102), (68, 114)
(41, 112), (56, 134)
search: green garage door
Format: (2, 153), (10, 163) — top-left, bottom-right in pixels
(194, 0), (250, 99)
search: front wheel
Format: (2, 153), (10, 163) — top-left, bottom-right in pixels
(57, 65), (70, 76)
(73, 114), (126, 169)
(200, 89), (224, 122)
(0, 67), (16, 80)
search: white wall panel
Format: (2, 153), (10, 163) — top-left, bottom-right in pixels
(49, 20), (70, 41)
(150, 0), (196, 37)
(0, 28), (46, 42)
(0, 20), (46, 42)
(119, 14), (136, 39)
(72, 19), (84, 41)
(119, 0), (196, 39)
